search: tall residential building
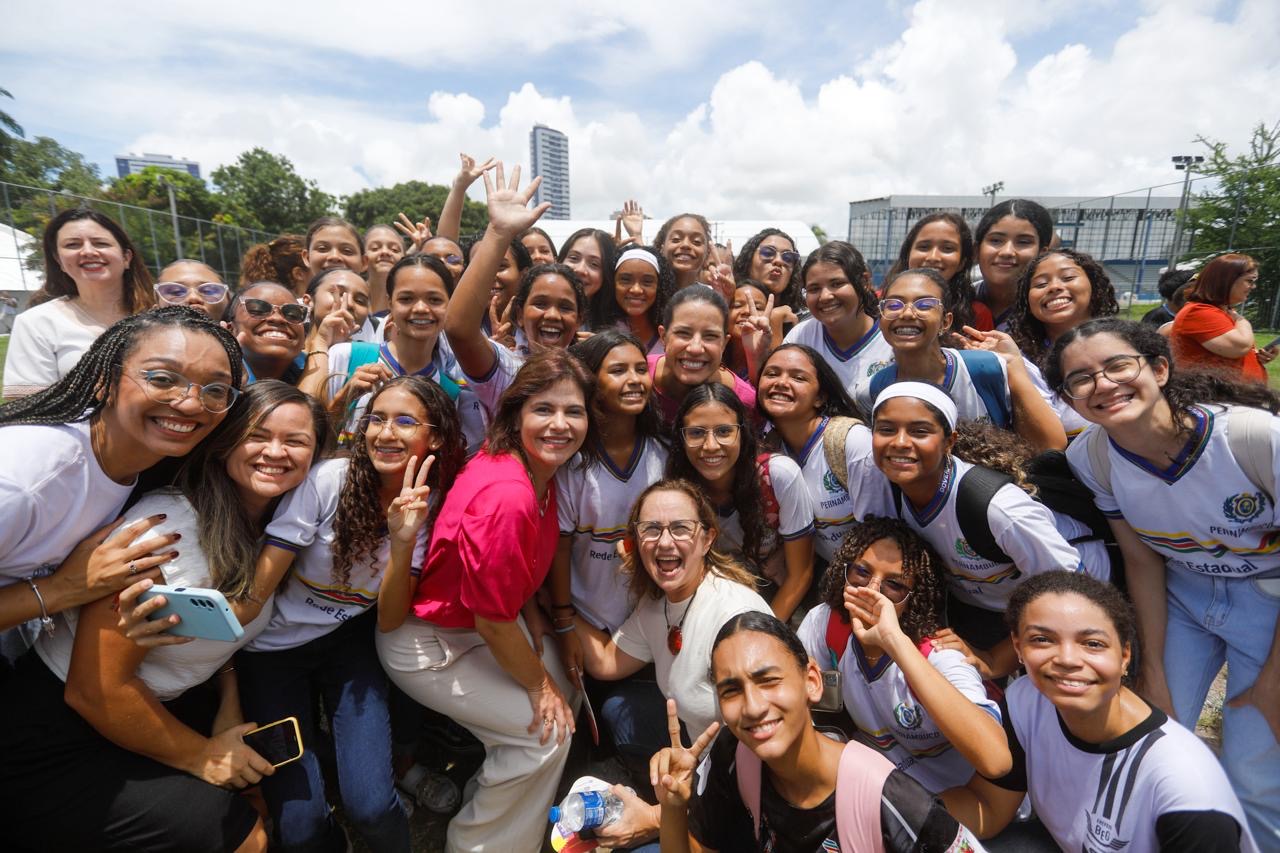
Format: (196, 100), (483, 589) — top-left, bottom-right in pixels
(529, 125), (570, 220)
(115, 152), (201, 179)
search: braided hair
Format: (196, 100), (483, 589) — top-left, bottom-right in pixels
(0, 306), (243, 428)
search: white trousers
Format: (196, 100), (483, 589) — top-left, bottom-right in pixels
(377, 615), (574, 853)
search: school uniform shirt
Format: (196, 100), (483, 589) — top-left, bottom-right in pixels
(688, 727), (983, 853)
(411, 450), (559, 629)
(782, 417), (894, 563)
(646, 353), (757, 426)
(0, 422), (134, 591)
(2, 297), (106, 396)
(1023, 357), (1091, 439)
(246, 458), (428, 653)
(612, 571), (770, 736)
(716, 454), (815, 582)
(1067, 406), (1280, 580)
(782, 317), (895, 404)
(463, 340), (525, 419)
(324, 338), (486, 451)
(859, 348), (1012, 424)
(990, 676), (1258, 853)
(612, 319), (664, 356)
(797, 604), (999, 793)
(37, 489), (272, 700)
(556, 438), (669, 632)
(899, 457), (1084, 610)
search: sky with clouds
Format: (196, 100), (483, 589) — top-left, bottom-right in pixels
(3, 0), (1278, 237)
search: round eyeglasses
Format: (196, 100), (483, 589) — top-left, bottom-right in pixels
(1060, 355), (1146, 400)
(634, 520), (702, 543)
(879, 296), (942, 318)
(845, 563), (912, 604)
(127, 369), (240, 413)
(155, 281), (230, 305)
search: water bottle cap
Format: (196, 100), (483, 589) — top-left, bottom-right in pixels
(548, 806), (560, 823)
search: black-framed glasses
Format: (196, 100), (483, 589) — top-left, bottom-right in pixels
(1060, 355), (1147, 400)
(240, 298), (310, 325)
(127, 369), (240, 413)
(155, 281), (229, 304)
(845, 563), (912, 604)
(680, 424), (741, 446)
(758, 245), (801, 266)
(635, 520), (702, 543)
(879, 296), (942, 318)
(362, 414), (435, 437)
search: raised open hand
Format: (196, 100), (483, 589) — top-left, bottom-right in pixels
(483, 162), (551, 238)
(621, 199), (645, 239)
(394, 213), (433, 251)
(387, 454), (436, 545)
(844, 585), (906, 651)
(960, 325), (1019, 361)
(649, 699), (719, 809)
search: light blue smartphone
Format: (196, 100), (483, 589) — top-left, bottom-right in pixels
(137, 584), (244, 642)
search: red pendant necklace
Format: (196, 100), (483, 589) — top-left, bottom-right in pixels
(664, 586), (700, 655)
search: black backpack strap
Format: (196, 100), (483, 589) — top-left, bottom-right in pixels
(891, 483), (903, 519)
(955, 465), (1014, 564)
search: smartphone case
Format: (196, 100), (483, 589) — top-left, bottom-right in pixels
(243, 716), (304, 768)
(137, 585), (244, 642)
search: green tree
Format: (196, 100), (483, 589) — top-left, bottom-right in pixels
(1186, 119), (1280, 324)
(0, 86), (23, 164)
(1, 135), (101, 195)
(211, 147), (334, 234)
(343, 180), (487, 235)
(810, 224), (830, 245)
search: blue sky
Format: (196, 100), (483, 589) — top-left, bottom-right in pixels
(2, 0), (1274, 235)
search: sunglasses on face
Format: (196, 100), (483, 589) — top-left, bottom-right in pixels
(240, 298), (309, 325)
(155, 282), (229, 304)
(758, 245), (801, 266)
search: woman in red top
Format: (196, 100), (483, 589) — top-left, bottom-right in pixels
(1171, 253), (1273, 383)
(376, 349), (595, 853)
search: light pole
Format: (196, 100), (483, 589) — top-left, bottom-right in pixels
(159, 174), (182, 259)
(1168, 155), (1203, 268)
(982, 181), (1004, 208)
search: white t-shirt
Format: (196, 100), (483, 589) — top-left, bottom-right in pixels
(797, 603), (1000, 793)
(716, 453), (815, 585)
(247, 458), (428, 652)
(998, 677), (1257, 853)
(612, 571), (770, 735)
(323, 337), (487, 452)
(461, 340), (525, 418)
(898, 457), (1084, 610)
(3, 298), (107, 396)
(782, 417), (894, 562)
(1023, 356), (1090, 439)
(859, 348), (1012, 425)
(36, 490), (273, 701)
(1068, 406), (1280, 579)
(556, 437), (669, 632)
(0, 421), (134, 586)
(783, 317), (895, 404)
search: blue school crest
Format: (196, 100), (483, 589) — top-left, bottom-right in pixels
(1223, 491), (1267, 524)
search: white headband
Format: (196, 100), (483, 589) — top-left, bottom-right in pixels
(616, 248), (660, 273)
(872, 381), (958, 430)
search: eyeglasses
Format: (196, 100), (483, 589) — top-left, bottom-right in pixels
(239, 298), (310, 325)
(1060, 355), (1146, 400)
(879, 296), (942, 318)
(680, 424), (741, 446)
(362, 414), (436, 437)
(155, 281), (229, 305)
(430, 252), (464, 266)
(635, 520), (703, 543)
(127, 369), (241, 413)
(758, 245), (801, 266)
(845, 563), (912, 604)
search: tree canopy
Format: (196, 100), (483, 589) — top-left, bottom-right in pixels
(344, 179), (487, 235)
(211, 147), (335, 235)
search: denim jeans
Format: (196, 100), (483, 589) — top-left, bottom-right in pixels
(238, 610), (410, 853)
(1164, 568), (1280, 848)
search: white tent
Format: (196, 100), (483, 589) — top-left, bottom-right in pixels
(0, 223), (41, 299)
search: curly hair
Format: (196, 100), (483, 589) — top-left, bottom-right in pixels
(652, 213), (713, 281)
(240, 234), (307, 291)
(330, 376), (466, 588)
(818, 515), (948, 643)
(950, 421), (1036, 495)
(885, 212), (977, 333)
(799, 241), (879, 321)
(1044, 318), (1280, 438)
(733, 228), (803, 314)
(602, 245), (677, 335)
(667, 383), (769, 568)
(621, 478), (760, 601)
(1008, 249), (1118, 366)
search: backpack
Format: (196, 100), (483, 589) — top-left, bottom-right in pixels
(867, 349), (1012, 429)
(892, 450), (1113, 566)
(822, 606), (933, 668)
(821, 416), (864, 492)
(734, 737), (893, 853)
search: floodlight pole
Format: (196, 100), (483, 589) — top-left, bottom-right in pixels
(1168, 155), (1203, 268)
(982, 181), (1004, 208)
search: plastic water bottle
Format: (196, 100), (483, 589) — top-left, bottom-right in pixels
(549, 789), (624, 833)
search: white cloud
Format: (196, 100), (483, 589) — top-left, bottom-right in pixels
(3, 0), (1277, 239)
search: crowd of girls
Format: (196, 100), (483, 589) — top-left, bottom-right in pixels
(0, 167), (1274, 853)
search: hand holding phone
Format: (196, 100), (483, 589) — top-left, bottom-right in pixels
(242, 717), (304, 769)
(137, 584), (243, 642)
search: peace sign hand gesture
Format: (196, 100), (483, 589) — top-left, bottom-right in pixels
(649, 699), (719, 810)
(739, 292), (775, 363)
(387, 454), (435, 545)
(454, 153), (498, 189)
(483, 162), (551, 239)
(394, 213), (433, 252)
